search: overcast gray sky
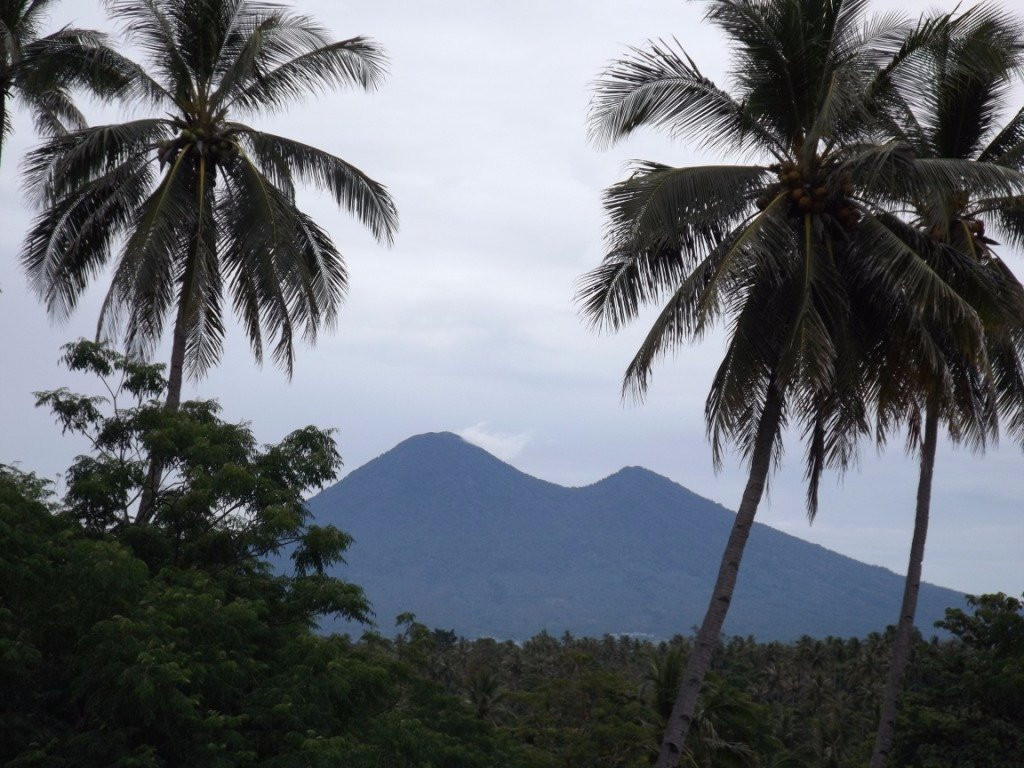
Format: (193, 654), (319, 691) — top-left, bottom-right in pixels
(1, 0), (1021, 597)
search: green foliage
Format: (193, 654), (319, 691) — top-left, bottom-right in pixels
(35, 342), (352, 592)
(893, 594), (1024, 767)
(383, 612), (1024, 768)
(1, 343), (530, 767)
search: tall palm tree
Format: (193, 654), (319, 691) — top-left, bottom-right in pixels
(577, 1), (1022, 765)
(645, 649), (761, 768)
(1, 0), (135, 164)
(867, 8), (1024, 766)
(21, 0), (398, 415)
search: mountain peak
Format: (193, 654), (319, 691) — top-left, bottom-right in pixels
(390, 430), (470, 452)
(607, 465), (668, 482)
(380, 430), (514, 471)
(314, 430), (553, 509)
(583, 465), (689, 498)
(397, 434), (466, 444)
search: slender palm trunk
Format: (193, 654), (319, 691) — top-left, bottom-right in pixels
(869, 405), (939, 768)
(0, 89), (7, 167)
(164, 299), (189, 409)
(655, 383), (784, 768)
(135, 285), (190, 524)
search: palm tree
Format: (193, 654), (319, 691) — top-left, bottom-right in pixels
(867, 8), (1024, 766)
(21, 0), (398, 415)
(464, 667), (507, 723)
(577, 1), (1022, 765)
(645, 649), (761, 768)
(644, 645), (688, 723)
(1, 0), (135, 164)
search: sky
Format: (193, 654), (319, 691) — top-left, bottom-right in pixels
(1, 0), (1021, 598)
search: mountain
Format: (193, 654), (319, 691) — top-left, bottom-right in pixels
(307, 432), (965, 642)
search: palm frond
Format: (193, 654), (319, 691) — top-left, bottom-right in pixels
(22, 119), (167, 203)
(588, 38), (785, 157)
(854, 212), (985, 358)
(618, 195), (793, 398)
(104, 0), (194, 100)
(234, 125), (397, 244)
(20, 87), (86, 136)
(102, 151), (198, 358)
(219, 153), (347, 376)
(22, 157), (155, 320)
(980, 106), (1024, 166)
(225, 35), (388, 114)
(603, 162), (769, 249)
(575, 163), (773, 334)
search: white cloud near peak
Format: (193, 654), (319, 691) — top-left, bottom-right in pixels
(457, 422), (532, 462)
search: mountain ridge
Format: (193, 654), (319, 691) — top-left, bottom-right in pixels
(308, 432), (964, 641)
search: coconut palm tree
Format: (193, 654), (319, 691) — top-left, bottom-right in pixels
(0, 0), (137, 164)
(867, 8), (1024, 766)
(464, 667), (508, 723)
(21, 0), (398, 416)
(645, 645), (687, 723)
(577, 1), (1023, 765)
(645, 650), (764, 768)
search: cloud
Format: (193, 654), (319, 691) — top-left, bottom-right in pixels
(457, 422), (532, 462)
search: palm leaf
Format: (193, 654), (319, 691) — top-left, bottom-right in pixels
(225, 36), (387, 113)
(588, 38), (785, 157)
(234, 125), (397, 244)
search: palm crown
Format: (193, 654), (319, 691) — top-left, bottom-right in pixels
(874, 8), (1024, 447)
(579, 0), (1023, 507)
(21, 0), (398, 399)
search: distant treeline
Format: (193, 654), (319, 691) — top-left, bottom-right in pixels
(386, 598), (1023, 768)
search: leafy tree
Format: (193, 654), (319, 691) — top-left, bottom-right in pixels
(892, 594), (1024, 768)
(3, 341), (534, 767)
(21, 0), (398, 411)
(865, 9), (1024, 765)
(34, 340), (367, 603)
(0, 0), (136, 164)
(577, 1), (1022, 764)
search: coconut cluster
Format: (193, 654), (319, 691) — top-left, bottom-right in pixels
(155, 123), (239, 169)
(958, 217), (994, 249)
(756, 161), (861, 229)
(925, 215), (992, 250)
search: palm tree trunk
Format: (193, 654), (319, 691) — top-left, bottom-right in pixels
(869, 405), (939, 768)
(164, 299), (189, 409)
(0, 89), (7, 166)
(655, 382), (784, 768)
(135, 279), (191, 525)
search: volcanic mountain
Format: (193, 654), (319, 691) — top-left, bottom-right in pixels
(306, 432), (964, 641)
